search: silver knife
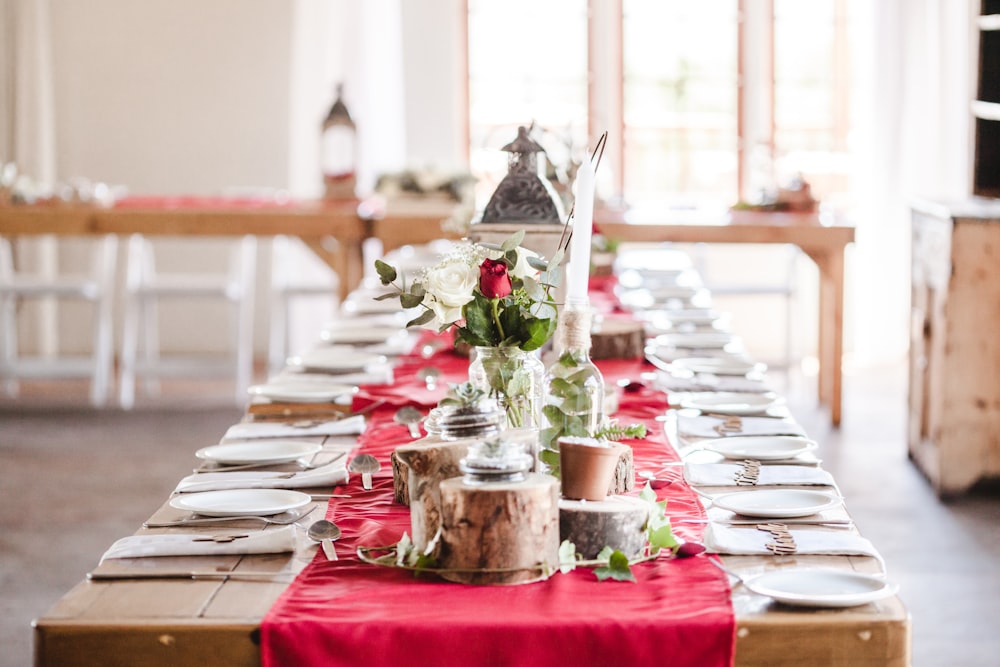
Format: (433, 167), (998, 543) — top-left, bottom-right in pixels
(88, 570), (298, 581)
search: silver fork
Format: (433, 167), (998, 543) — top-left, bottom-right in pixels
(143, 504), (316, 528)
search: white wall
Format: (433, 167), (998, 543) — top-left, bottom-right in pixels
(36, 0), (462, 360)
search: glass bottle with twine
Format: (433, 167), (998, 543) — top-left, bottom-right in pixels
(539, 298), (606, 475)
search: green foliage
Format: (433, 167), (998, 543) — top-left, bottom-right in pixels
(639, 483), (678, 555)
(558, 540), (578, 574)
(593, 422), (647, 441)
(375, 259), (397, 284)
(373, 232), (559, 353)
(593, 548), (636, 583)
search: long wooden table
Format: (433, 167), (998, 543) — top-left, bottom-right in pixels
(371, 207), (854, 425)
(0, 198), (368, 299)
(0, 200), (852, 424)
(32, 405), (908, 666)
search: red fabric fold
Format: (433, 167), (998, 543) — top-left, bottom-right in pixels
(262, 331), (736, 667)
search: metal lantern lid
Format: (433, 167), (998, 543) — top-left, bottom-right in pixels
(425, 384), (504, 440)
(480, 126), (563, 224)
(459, 436), (534, 484)
(323, 84), (355, 131)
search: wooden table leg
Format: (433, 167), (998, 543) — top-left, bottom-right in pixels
(802, 246), (845, 426)
(301, 237), (363, 301)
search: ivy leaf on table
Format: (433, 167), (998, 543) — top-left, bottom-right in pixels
(593, 547), (636, 583)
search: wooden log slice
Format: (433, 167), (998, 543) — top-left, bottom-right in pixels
(610, 444), (635, 495)
(395, 439), (470, 551)
(559, 495), (649, 559)
(390, 450), (410, 506)
(438, 473), (560, 585)
(590, 318), (645, 360)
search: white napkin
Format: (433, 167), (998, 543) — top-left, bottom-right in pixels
(222, 415), (365, 441)
(703, 524), (880, 558)
(100, 525), (297, 560)
(174, 460), (349, 493)
(685, 462), (835, 487)
(676, 414), (807, 439)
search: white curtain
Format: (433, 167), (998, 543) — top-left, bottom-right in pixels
(1, 0), (56, 182)
(848, 0), (972, 365)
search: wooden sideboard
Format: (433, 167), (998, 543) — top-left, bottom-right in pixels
(909, 198), (1000, 495)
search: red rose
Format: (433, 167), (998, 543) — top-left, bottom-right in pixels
(479, 258), (513, 299)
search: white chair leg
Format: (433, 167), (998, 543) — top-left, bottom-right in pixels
(89, 236), (118, 407)
(233, 235), (256, 405)
(119, 235), (143, 409)
(0, 292), (18, 398)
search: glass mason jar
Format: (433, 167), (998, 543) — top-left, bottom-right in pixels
(467, 346), (544, 430)
(540, 301), (605, 475)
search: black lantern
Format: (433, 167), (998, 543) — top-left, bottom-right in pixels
(480, 126), (563, 224)
(321, 83), (357, 200)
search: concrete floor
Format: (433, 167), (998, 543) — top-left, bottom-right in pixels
(1, 362), (999, 667)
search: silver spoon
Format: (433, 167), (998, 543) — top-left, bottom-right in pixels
(393, 406), (423, 438)
(348, 453), (381, 490)
(307, 519), (342, 560)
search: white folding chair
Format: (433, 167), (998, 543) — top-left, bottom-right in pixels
(119, 234), (256, 409)
(0, 235), (118, 406)
(267, 235), (340, 373)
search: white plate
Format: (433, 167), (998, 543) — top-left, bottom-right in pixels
(195, 440), (323, 465)
(248, 382), (356, 403)
(658, 331), (737, 349)
(286, 348), (386, 372)
(712, 489), (841, 518)
(319, 327), (405, 345)
(169, 489), (312, 517)
(680, 392), (781, 416)
(672, 356), (763, 376)
(744, 568), (898, 608)
(702, 435), (817, 461)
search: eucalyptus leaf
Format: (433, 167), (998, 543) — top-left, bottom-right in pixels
(373, 292), (398, 301)
(548, 247), (565, 270)
(500, 230), (526, 252)
(400, 292), (425, 309)
(406, 309), (436, 328)
(375, 259), (397, 284)
(526, 255), (549, 271)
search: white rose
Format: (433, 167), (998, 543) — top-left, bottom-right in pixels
(422, 255), (477, 325)
(426, 296), (465, 327)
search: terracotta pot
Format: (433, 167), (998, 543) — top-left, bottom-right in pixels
(558, 437), (622, 501)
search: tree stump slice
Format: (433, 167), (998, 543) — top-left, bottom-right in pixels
(438, 473), (560, 585)
(559, 495), (649, 559)
(590, 318), (645, 360)
(610, 444), (635, 495)
(390, 451), (410, 506)
(395, 440), (470, 551)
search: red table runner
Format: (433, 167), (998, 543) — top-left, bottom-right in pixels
(261, 334), (736, 667)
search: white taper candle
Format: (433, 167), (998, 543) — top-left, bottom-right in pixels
(566, 155), (596, 303)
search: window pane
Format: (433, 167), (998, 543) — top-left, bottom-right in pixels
(467, 0), (588, 207)
(773, 0), (858, 202)
(623, 0), (739, 205)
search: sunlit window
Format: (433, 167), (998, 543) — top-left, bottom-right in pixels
(623, 0), (739, 205)
(466, 0), (859, 209)
(467, 0), (588, 208)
